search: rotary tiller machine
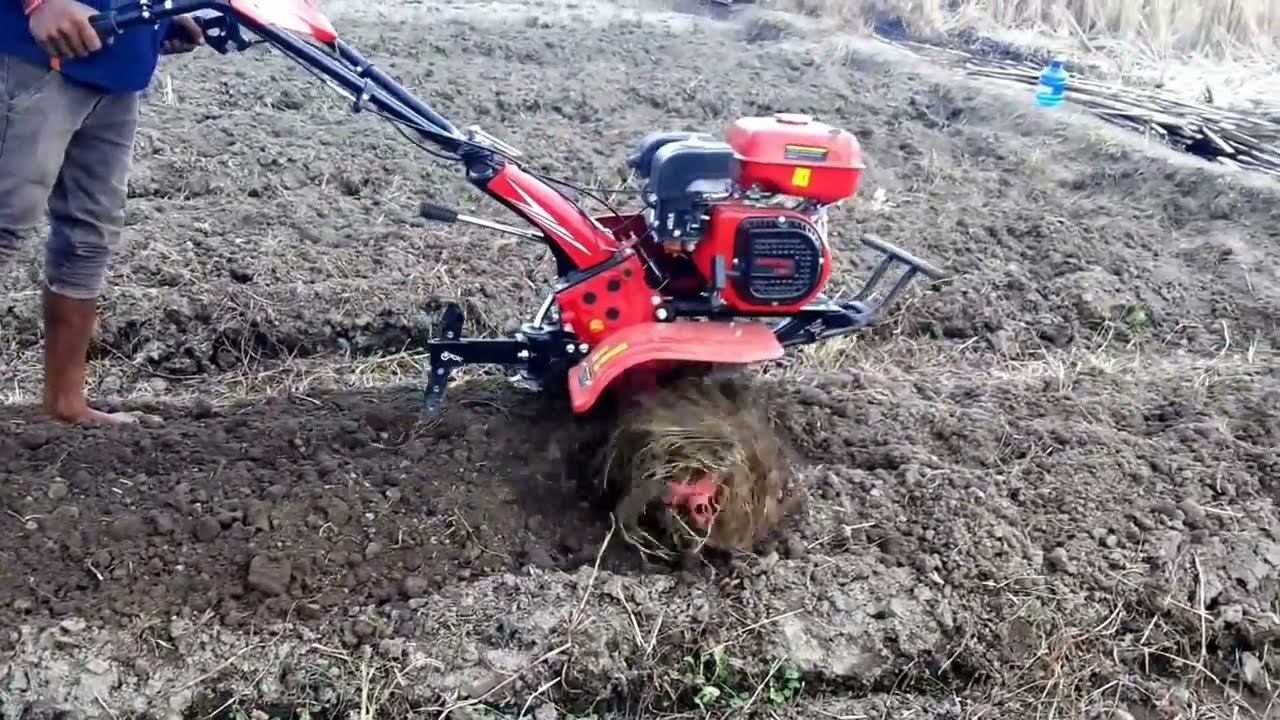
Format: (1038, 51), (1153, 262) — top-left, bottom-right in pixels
(89, 0), (945, 549)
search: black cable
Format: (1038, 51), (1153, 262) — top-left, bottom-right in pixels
(526, 170), (626, 219)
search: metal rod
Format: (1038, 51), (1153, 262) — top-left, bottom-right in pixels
(453, 213), (545, 241)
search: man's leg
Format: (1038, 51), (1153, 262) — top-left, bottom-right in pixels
(0, 56), (80, 291)
(43, 84), (142, 424)
(0, 56), (97, 423)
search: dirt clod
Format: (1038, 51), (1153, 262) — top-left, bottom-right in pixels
(193, 516), (221, 542)
(1178, 498), (1208, 527)
(107, 515), (144, 541)
(247, 555), (293, 597)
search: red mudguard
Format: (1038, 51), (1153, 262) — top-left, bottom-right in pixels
(567, 321), (784, 413)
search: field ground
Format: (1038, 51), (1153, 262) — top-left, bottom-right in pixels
(1, 0), (1278, 718)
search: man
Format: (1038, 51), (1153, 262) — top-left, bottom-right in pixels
(1, 0), (204, 424)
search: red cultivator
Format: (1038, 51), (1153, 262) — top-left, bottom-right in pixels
(90, 0), (945, 550)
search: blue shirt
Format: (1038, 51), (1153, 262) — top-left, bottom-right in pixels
(1, 0), (170, 94)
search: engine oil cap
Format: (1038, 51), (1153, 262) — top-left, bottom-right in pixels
(773, 112), (813, 125)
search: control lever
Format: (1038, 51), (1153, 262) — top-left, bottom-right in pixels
(465, 126), (523, 158)
(419, 202), (547, 242)
(187, 12), (258, 54)
(88, 13), (123, 44)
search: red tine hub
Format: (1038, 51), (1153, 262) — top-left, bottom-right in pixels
(663, 474), (720, 531)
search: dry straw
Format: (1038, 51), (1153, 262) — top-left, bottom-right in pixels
(767, 0), (1278, 56)
(592, 375), (795, 554)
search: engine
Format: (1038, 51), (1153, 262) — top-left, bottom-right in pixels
(627, 113), (864, 314)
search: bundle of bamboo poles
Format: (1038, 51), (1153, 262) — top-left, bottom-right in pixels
(877, 38), (1280, 177)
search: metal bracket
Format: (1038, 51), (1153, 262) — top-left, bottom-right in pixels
(422, 303), (563, 415)
(423, 304), (466, 415)
(466, 125), (524, 158)
(773, 235), (947, 347)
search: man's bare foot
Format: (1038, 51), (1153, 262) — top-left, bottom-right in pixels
(41, 290), (164, 428)
(45, 402), (143, 426)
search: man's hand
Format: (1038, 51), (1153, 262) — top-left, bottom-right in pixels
(27, 0), (102, 60)
(161, 15), (205, 55)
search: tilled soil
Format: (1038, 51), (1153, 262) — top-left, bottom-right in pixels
(1, 0), (1278, 717)
(0, 383), (604, 628)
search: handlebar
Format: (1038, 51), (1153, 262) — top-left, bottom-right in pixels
(88, 2), (181, 44)
(89, 2), (258, 55)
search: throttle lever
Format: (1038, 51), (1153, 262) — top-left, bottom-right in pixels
(187, 12), (256, 54)
(88, 13), (122, 45)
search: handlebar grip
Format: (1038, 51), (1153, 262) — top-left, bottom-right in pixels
(860, 234), (947, 280)
(419, 203), (458, 224)
(87, 12), (121, 44)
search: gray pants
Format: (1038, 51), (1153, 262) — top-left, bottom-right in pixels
(0, 55), (139, 300)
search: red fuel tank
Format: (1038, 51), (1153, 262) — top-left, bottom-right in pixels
(726, 113), (864, 204)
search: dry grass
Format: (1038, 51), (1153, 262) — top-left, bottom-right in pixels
(955, 559), (1277, 720)
(764, 0), (1278, 57)
(589, 376), (795, 555)
(782, 303), (1273, 403)
(752, 0), (1279, 115)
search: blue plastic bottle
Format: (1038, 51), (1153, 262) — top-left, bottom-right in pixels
(1035, 59), (1069, 108)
